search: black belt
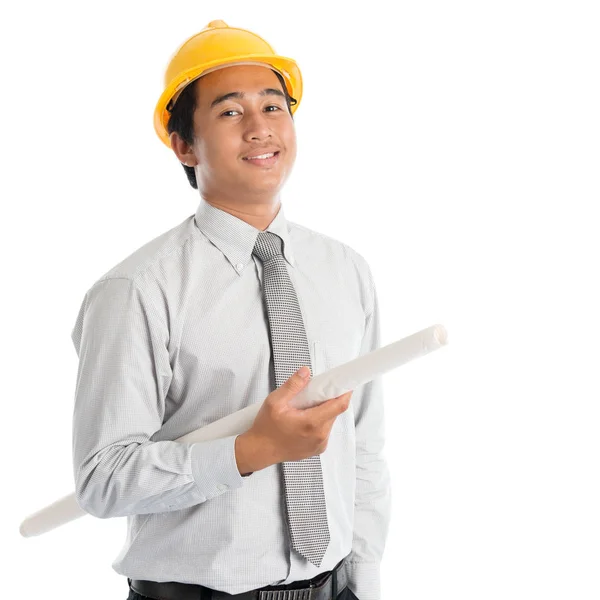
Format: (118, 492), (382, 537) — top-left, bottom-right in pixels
(129, 556), (348, 600)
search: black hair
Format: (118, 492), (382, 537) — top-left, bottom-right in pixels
(166, 68), (297, 189)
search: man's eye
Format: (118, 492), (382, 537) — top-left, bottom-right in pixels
(221, 106), (281, 117)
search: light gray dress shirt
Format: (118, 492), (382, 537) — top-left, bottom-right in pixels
(71, 198), (391, 600)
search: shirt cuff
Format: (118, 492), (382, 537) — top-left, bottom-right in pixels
(344, 560), (381, 600)
(190, 434), (249, 500)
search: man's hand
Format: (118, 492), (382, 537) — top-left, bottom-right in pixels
(235, 366), (352, 474)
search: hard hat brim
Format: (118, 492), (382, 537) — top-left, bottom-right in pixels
(154, 54), (302, 149)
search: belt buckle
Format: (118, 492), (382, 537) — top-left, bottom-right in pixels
(257, 565), (336, 600)
(257, 589), (313, 599)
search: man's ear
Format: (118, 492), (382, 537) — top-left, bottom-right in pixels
(169, 131), (198, 167)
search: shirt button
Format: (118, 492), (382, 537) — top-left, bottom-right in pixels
(217, 484), (228, 491)
(236, 263), (244, 271)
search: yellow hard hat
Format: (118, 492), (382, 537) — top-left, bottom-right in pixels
(154, 20), (303, 148)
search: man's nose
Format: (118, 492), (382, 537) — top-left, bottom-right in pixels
(243, 110), (273, 138)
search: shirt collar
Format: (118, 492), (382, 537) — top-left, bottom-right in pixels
(194, 198), (295, 275)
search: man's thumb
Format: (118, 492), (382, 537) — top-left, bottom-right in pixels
(283, 366), (311, 396)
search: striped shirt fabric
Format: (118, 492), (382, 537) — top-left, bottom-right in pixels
(71, 198), (391, 600)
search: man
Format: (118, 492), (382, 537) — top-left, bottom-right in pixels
(71, 20), (390, 600)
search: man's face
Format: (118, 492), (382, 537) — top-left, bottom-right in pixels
(187, 64), (297, 199)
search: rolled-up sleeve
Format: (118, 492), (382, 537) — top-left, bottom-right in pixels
(345, 264), (392, 600)
(71, 277), (246, 519)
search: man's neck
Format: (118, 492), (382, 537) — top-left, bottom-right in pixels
(202, 197), (281, 231)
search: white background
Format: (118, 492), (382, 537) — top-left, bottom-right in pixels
(3, 1), (599, 598)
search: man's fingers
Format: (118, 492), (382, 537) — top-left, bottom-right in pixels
(307, 390), (352, 421)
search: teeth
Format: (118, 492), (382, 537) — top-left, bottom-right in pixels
(246, 152), (275, 160)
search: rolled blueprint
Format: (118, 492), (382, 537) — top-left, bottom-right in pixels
(20, 323), (447, 538)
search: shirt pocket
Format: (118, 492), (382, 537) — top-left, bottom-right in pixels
(311, 339), (328, 377)
(312, 340), (353, 439)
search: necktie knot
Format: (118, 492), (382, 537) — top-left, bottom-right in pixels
(252, 231), (283, 262)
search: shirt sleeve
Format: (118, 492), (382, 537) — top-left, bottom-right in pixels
(71, 277), (248, 519)
(344, 265), (392, 600)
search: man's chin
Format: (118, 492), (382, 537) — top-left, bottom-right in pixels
(236, 178), (284, 196)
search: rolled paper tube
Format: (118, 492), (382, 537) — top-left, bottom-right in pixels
(20, 323), (448, 537)
(289, 323), (448, 410)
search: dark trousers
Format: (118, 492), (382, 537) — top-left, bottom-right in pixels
(126, 583), (360, 600)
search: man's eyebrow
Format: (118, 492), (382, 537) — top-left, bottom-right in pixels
(210, 88), (285, 109)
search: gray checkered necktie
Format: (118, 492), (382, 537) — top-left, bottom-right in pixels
(252, 230), (330, 568)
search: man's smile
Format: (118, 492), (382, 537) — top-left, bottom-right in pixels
(242, 151), (281, 167)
